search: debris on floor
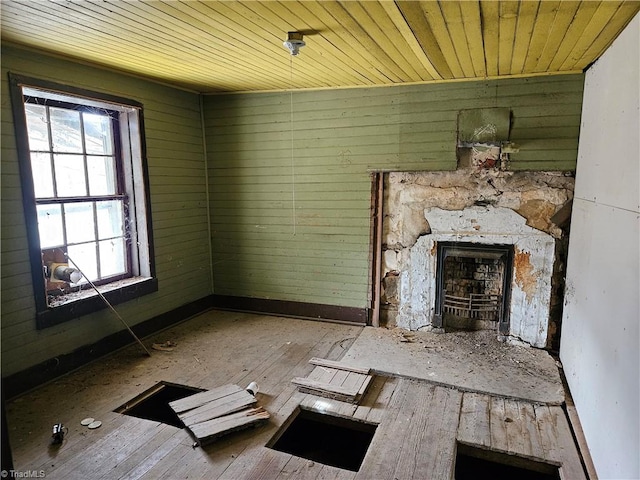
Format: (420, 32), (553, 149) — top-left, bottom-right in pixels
(51, 423), (66, 444)
(80, 417), (101, 429)
(152, 341), (177, 352)
(341, 327), (565, 404)
(291, 357), (374, 404)
(169, 383), (270, 447)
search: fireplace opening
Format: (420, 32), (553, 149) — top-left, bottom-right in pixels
(433, 242), (513, 334)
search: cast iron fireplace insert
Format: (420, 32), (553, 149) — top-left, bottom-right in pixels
(432, 242), (513, 334)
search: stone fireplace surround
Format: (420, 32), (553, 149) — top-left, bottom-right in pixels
(381, 170), (574, 349)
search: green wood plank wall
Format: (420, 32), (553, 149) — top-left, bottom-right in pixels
(204, 74), (584, 309)
(1, 46), (211, 376)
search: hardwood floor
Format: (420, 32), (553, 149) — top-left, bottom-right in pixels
(5, 310), (585, 479)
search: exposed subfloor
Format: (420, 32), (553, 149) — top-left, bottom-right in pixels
(5, 310), (584, 479)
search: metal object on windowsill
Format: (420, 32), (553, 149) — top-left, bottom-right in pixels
(51, 263), (82, 283)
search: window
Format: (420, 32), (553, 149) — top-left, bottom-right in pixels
(9, 74), (157, 329)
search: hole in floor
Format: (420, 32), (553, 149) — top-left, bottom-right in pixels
(268, 408), (377, 472)
(455, 443), (561, 480)
(114, 381), (205, 428)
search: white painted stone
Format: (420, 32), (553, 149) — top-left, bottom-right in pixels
(382, 249), (398, 274)
(396, 206), (555, 348)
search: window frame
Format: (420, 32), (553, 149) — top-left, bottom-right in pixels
(26, 95), (132, 290)
(9, 73), (158, 329)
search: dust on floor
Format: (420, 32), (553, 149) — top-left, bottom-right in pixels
(340, 327), (564, 404)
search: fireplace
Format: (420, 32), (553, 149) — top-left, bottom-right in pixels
(393, 205), (557, 347)
(432, 242), (514, 334)
(381, 171), (574, 348)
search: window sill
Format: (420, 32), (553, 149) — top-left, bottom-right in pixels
(36, 276), (158, 329)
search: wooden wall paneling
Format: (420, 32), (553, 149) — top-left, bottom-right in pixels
(205, 74), (583, 310)
(0, 45), (211, 376)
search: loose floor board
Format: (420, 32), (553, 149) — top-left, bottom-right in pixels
(168, 384), (269, 447)
(291, 357), (374, 403)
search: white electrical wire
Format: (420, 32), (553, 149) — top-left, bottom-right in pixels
(290, 54), (297, 236)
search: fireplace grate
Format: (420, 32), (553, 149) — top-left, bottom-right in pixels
(443, 292), (501, 321)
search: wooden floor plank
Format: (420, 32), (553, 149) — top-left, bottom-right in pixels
(135, 437), (195, 480)
(328, 369), (351, 388)
(504, 397), (527, 455)
(342, 372), (372, 402)
(292, 360), (373, 404)
(118, 429), (189, 480)
(316, 464), (357, 480)
(6, 312), (588, 480)
(308, 365), (339, 383)
(517, 400), (547, 460)
(416, 387), (463, 479)
(457, 391), (491, 448)
(189, 407), (270, 446)
(278, 455), (324, 479)
(352, 375), (386, 422)
(392, 382), (437, 479)
(178, 389), (257, 427)
(45, 417), (163, 479)
(176, 426), (269, 480)
(362, 376), (399, 425)
(30, 412), (131, 473)
(243, 447), (293, 480)
(308, 358), (370, 375)
(95, 423), (178, 480)
(537, 405), (587, 480)
(489, 395), (509, 452)
(291, 378), (360, 403)
(169, 384), (244, 414)
(353, 378), (412, 480)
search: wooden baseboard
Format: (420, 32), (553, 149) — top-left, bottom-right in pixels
(557, 360), (599, 480)
(564, 401), (599, 480)
(2, 295), (214, 400)
(211, 294), (368, 325)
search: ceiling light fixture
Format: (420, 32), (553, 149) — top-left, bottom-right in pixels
(283, 31), (305, 56)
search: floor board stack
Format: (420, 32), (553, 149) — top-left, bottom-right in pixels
(291, 357), (374, 404)
(169, 383), (270, 447)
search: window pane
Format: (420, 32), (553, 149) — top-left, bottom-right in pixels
(68, 242), (98, 283)
(50, 107), (83, 153)
(83, 113), (113, 155)
(30, 152), (54, 198)
(54, 154), (86, 196)
(24, 104), (50, 151)
(65, 202), (95, 244)
(96, 200), (123, 239)
(37, 204), (64, 248)
(88, 156), (117, 195)
(99, 238), (126, 278)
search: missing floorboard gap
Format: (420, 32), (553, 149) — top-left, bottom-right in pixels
(114, 381), (206, 428)
(455, 443), (561, 480)
(267, 407), (377, 472)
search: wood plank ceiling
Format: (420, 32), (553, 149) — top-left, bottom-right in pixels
(2, 1), (638, 93)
